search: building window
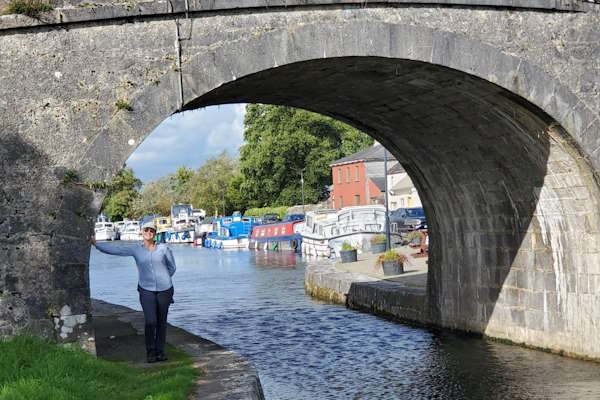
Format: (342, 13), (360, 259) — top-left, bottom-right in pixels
(354, 195), (360, 205)
(338, 168), (342, 184)
(346, 167), (350, 183)
(355, 166), (359, 181)
(338, 196), (343, 209)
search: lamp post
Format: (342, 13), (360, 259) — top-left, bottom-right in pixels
(300, 169), (305, 215)
(384, 149), (391, 250)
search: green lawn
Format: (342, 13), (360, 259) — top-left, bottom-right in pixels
(0, 336), (200, 400)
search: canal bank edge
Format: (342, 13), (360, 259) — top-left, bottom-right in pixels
(91, 299), (265, 400)
(305, 264), (600, 363)
(304, 264), (431, 327)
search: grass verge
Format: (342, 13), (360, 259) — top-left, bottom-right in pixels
(0, 335), (201, 400)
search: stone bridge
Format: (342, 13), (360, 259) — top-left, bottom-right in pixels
(1, 0), (599, 358)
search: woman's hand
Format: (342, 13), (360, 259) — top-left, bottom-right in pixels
(91, 237), (96, 246)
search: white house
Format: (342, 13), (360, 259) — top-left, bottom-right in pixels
(386, 163), (422, 209)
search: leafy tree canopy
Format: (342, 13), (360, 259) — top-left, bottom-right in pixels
(102, 167), (142, 221)
(239, 104), (373, 208)
(185, 152), (243, 217)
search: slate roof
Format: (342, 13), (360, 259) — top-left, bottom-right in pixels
(387, 163), (405, 174)
(370, 176), (387, 191)
(331, 144), (394, 166)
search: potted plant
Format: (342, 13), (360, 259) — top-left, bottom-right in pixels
(370, 234), (387, 254)
(377, 250), (407, 276)
(407, 230), (422, 248)
(339, 241), (357, 263)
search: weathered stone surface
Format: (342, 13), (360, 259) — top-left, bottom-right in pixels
(1, 1), (599, 359)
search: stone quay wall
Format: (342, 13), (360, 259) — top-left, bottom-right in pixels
(305, 264), (431, 326)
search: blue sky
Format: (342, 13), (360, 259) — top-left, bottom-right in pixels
(126, 104), (246, 182)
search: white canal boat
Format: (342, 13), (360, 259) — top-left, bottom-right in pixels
(300, 205), (401, 258)
(165, 204), (196, 244)
(120, 221), (142, 241)
(94, 221), (117, 241)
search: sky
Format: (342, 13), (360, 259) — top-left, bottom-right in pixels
(126, 104), (246, 182)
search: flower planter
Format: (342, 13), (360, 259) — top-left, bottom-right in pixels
(382, 260), (404, 276)
(340, 249), (357, 263)
(370, 242), (386, 254)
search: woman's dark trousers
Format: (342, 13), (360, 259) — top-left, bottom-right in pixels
(138, 285), (174, 359)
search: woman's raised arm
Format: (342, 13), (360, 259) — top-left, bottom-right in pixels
(94, 241), (135, 257)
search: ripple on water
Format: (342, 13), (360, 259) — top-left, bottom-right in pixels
(90, 246), (600, 399)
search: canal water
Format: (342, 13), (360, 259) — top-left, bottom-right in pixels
(90, 245), (600, 399)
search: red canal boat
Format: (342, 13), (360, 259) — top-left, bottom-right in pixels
(250, 214), (304, 253)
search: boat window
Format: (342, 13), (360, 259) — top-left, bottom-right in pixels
(95, 223), (104, 229)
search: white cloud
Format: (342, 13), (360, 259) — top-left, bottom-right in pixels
(126, 104), (246, 182)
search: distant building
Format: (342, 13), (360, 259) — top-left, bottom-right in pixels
(329, 143), (397, 210)
(387, 163), (422, 209)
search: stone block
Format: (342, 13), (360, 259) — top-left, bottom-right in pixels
(51, 263), (89, 290)
(524, 310), (544, 331)
(516, 270), (534, 290)
(510, 309), (526, 327)
(578, 274), (590, 294)
(53, 287), (91, 316)
(535, 250), (555, 271)
(501, 288), (521, 307)
(524, 291), (544, 311)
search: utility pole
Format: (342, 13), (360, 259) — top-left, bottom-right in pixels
(222, 191), (225, 216)
(384, 149), (391, 250)
(301, 169), (305, 215)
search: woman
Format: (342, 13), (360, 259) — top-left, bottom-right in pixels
(92, 221), (176, 363)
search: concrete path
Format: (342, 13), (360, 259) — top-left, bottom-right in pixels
(92, 299), (264, 400)
(334, 245), (428, 288)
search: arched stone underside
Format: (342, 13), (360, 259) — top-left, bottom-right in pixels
(1, 5), (598, 357)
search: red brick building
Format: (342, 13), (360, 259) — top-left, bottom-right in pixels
(329, 144), (396, 210)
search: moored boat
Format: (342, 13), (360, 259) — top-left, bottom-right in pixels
(94, 221), (117, 241)
(120, 220), (142, 241)
(250, 214), (304, 253)
(165, 204), (196, 244)
(299, 205), (401, 258)
(204, 212), (257, 249)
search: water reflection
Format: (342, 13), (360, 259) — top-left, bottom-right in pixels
(90, 246), (600, 399)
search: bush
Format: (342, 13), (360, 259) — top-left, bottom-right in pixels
(407, 230), (422, 243)
(7, 0), (52, 16)
(341, 241), (355, 251)
(370, 234), (386, 244)
(244, 206), (289, 220)
(377, 250), (407, 265)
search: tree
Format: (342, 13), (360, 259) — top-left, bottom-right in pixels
(131, 177), (173, 218)
(170, 166), (194, 203)
(102, 167), (142, 220)
(185, 152), (242, 216)
(239, 104), (373, 207)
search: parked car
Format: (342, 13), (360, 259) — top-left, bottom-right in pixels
(389, 207), (427, 231)
(283, 213), (305, 222)
(261, 213), (282, 224)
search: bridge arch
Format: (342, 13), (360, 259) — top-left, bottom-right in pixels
(1, 5), (599, 358)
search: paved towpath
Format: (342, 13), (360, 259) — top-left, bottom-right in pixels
(334, 245), (428, 288)
(92, 299), (264, 400)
